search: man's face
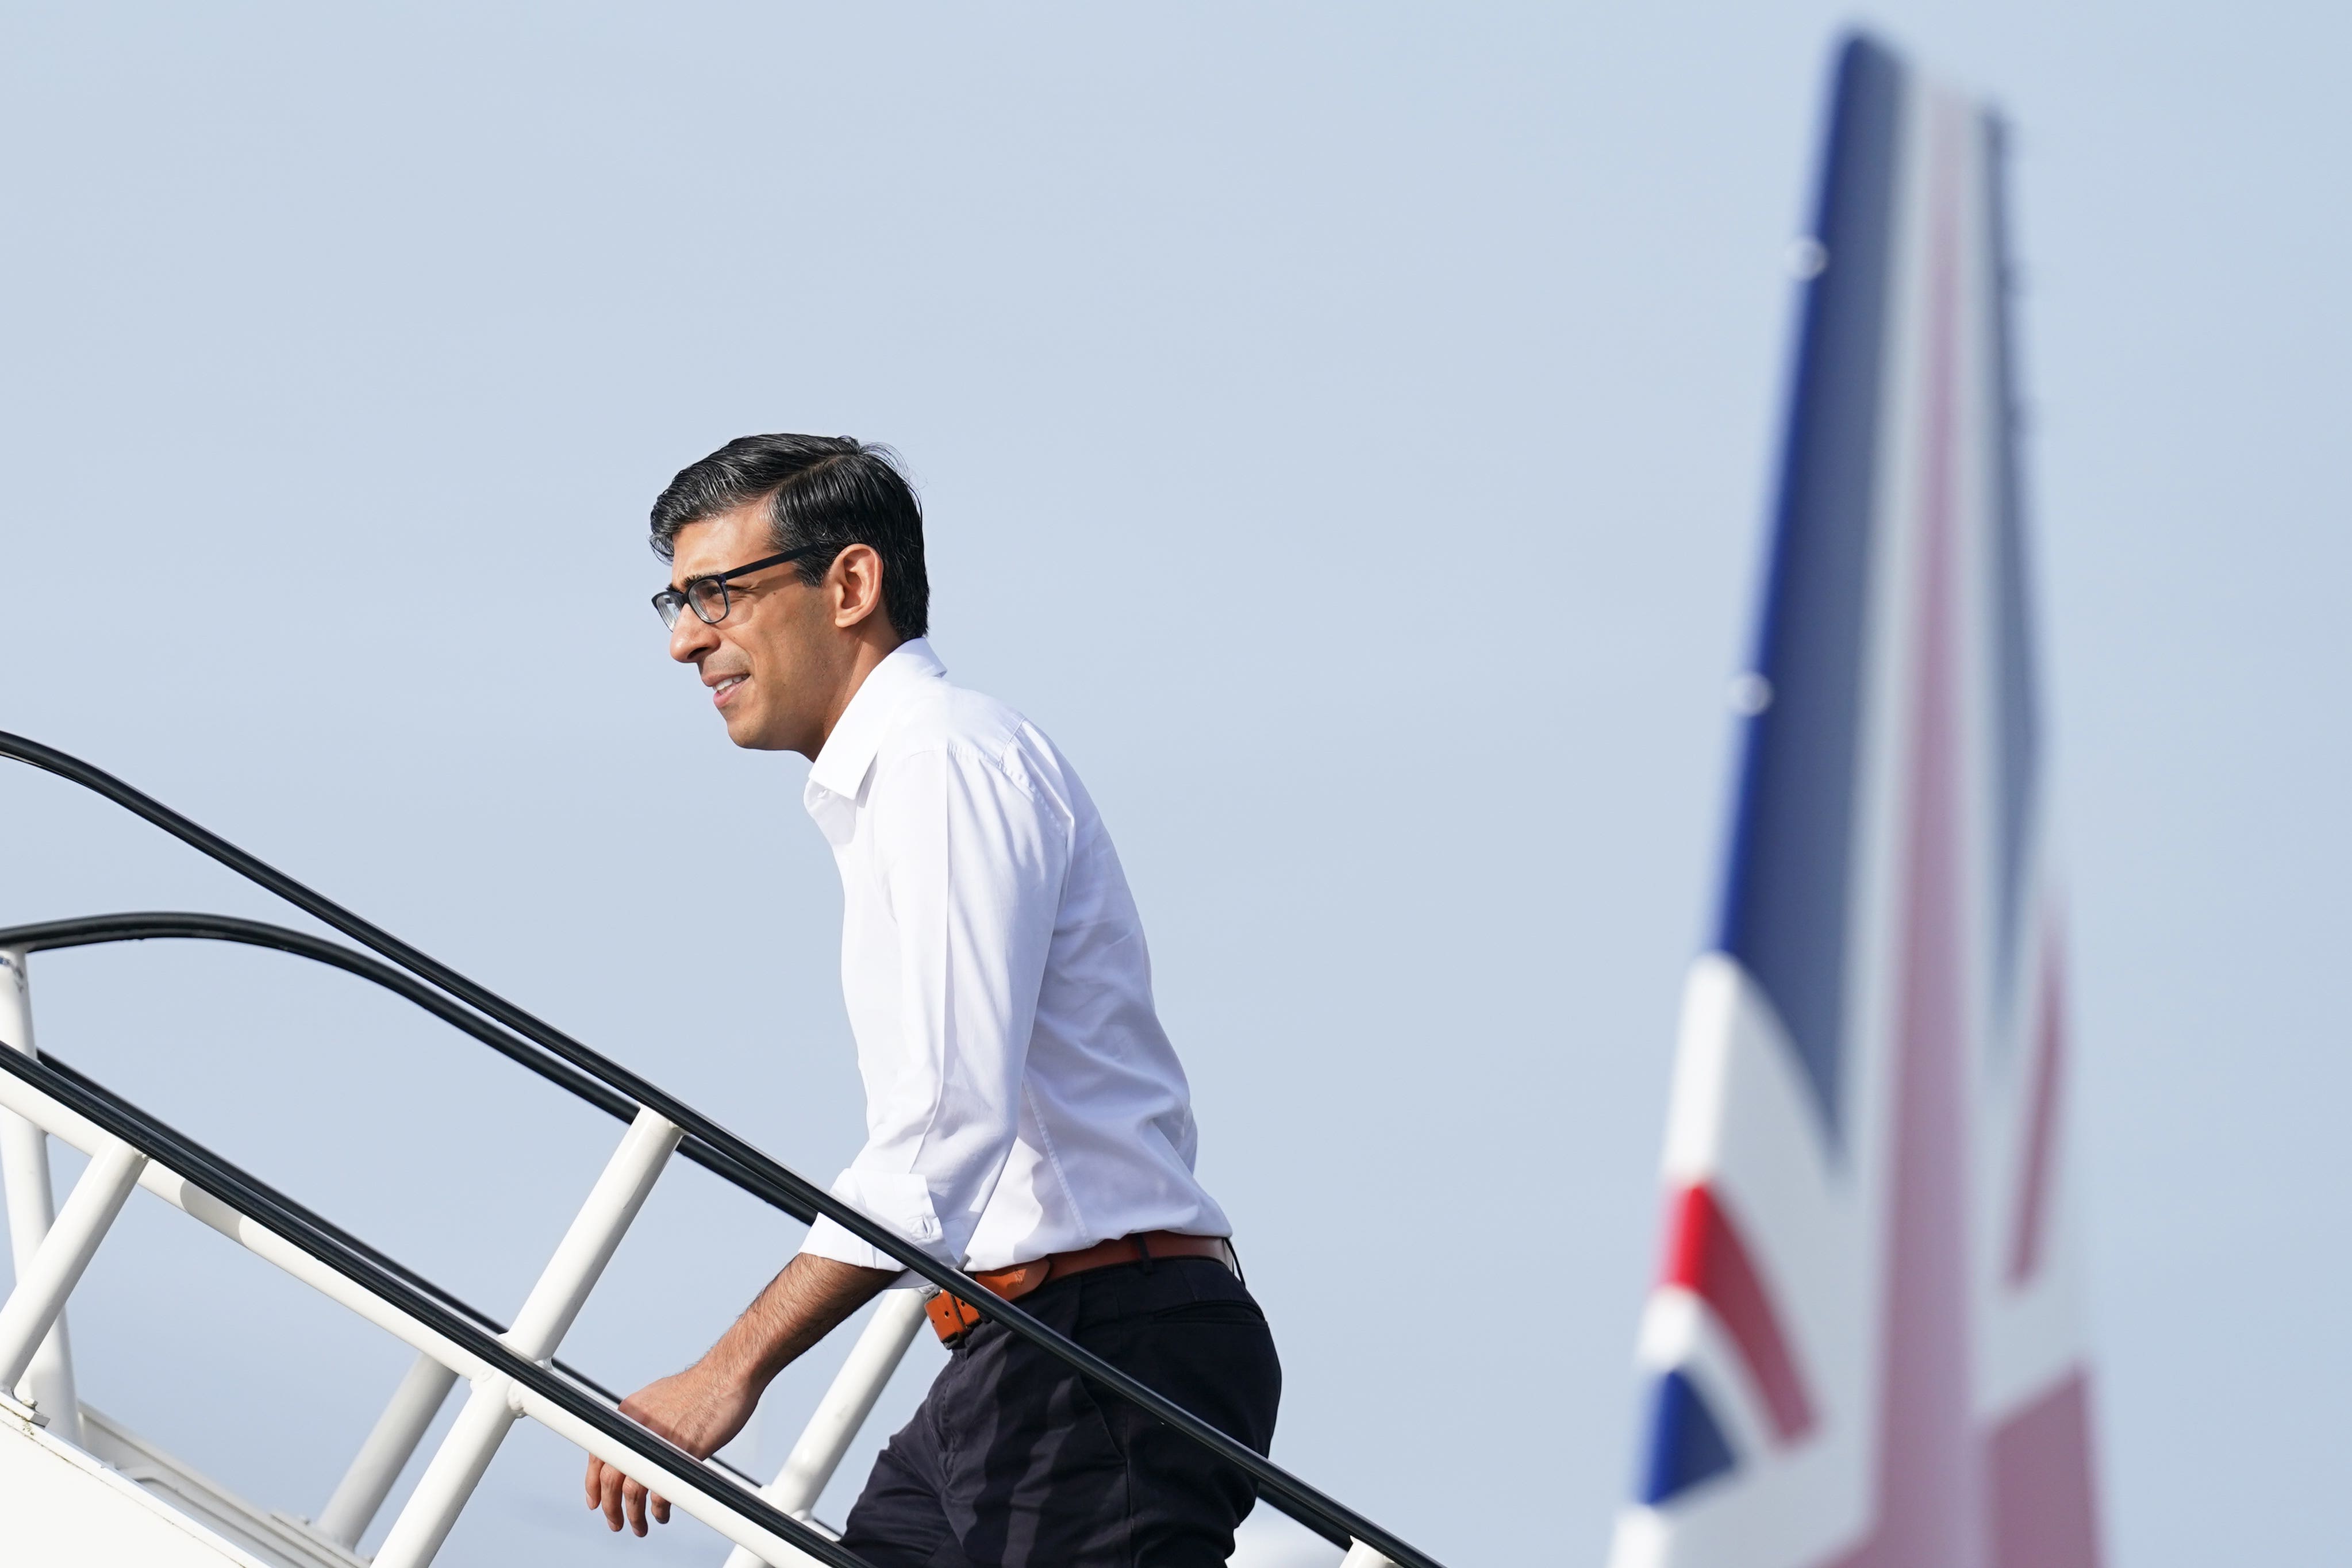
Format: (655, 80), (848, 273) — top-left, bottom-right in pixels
(665, 502), (840, 754)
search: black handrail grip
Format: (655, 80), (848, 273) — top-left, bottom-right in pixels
(1, 914), (637, 1117)
(0, 1045), (860, 1566)
(0, 731), (1434, 1567)
(0, 914), (819, 1226)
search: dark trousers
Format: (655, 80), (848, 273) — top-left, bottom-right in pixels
(840, 1256), (1282, 1568)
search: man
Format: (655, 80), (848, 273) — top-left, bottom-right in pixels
(586, 434), (1280, 1566)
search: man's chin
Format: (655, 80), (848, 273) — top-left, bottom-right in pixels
(721, 706), (795, 752)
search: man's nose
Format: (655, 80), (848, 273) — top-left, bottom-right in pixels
(669, 611), (718, 665)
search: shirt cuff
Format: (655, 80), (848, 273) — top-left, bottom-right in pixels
(796, 1167), (950, 1273)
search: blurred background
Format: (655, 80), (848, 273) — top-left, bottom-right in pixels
(0, 4), (2343, 1564)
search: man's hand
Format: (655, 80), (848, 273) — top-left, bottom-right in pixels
(585, 1253), (898, 1538)
(586, 1358), (760, 1535)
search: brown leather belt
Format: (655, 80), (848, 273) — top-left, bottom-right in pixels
(925, 1231), (1234, 1346)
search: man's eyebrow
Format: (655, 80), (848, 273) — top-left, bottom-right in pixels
(675, 562), (743, 590)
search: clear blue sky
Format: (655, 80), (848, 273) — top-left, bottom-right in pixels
(1, 5), (2343, 1565)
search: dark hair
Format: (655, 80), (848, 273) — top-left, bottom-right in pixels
(648, 434), (929, 640)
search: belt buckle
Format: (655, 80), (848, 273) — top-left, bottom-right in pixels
(926, 1288), (983, 1347)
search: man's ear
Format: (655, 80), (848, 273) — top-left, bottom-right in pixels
(831, 543), (887, 630)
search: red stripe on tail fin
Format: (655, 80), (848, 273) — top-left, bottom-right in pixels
(1661, 1184), (1817, 1441)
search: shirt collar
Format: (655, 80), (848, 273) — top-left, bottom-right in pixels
(805, 637), (946, 813)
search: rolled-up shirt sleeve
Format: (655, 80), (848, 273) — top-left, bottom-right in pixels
(800, 741), (1070, 1271)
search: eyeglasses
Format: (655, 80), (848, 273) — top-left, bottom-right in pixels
(652, 547), (829, 629)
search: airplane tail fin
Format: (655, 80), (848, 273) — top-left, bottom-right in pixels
(1609, 34), (2101, 1568)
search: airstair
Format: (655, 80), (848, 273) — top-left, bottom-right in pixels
(0, 732), (1436, 1568)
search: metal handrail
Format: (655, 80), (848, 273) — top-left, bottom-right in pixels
(0, 910), (1268, 1544)
(15, 1036), (768, 1491)
(0, 1042), (858, 1566)
(0, 731), (1430, 1567)
(0, 913), (818, 1228)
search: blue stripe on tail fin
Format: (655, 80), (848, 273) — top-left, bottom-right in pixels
(1714, 34), (1906, 1147)
(1640, 1369), (1740, 1505)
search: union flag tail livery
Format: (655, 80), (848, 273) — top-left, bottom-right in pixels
(1609, 36), (2101, 1568)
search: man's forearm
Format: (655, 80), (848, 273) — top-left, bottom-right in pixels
(703, 1253), (901, 1393)
(587, 1254), (902, 1535)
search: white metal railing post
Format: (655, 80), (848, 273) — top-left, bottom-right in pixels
(0, 1135), (146, 1391)
(719, 1287), (931, 1568)
(370, 1105), (682, 1568)
(313, 1350), (461, 1547)
(0, 947), (83, 1443)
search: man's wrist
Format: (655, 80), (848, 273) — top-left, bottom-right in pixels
(697, 1332), (773, 1399)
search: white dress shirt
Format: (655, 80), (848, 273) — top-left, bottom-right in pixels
(795, 639), (1231, 1275)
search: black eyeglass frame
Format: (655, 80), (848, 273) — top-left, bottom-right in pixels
(652, 545), (831, 629)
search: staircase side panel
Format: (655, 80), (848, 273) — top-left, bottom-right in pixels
(1, 1409), (272, 1568)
